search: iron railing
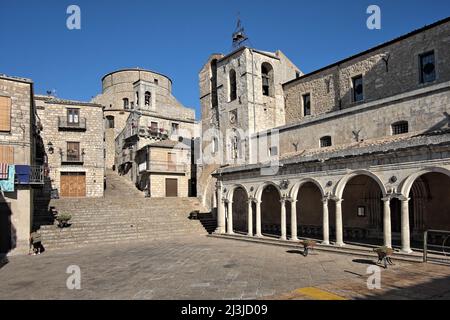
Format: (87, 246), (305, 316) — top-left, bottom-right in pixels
(58, 117), (87, 130)
(423, 229), (450, 262)
(14, 165), (45, 185)
(61, 154), (84, 164)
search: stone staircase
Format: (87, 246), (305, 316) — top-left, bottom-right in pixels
(33, 171), (213, 250)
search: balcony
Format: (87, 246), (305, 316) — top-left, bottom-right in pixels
(138, 127), (169, 140)
(14, 165), (45, 185)
(146, 161), (186, 174)
(61, 154), (84, 165)
(58, 117), (87, 131)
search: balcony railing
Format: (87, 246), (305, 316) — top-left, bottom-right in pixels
(147, 161), (186, 173)
(14, 165), (45, 185)
(58, 117), (87, 131)
(61, 154), (84, 165)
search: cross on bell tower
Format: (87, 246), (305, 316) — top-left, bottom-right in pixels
(232, 13), (249, 50)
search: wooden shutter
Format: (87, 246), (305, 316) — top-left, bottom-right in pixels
(0, 145), (14, 164)
(0, 96), (11, 132)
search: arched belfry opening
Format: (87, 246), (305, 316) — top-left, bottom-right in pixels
(261, 62), (274, 97)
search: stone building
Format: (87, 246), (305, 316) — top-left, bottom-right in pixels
(103, 69), (199, 197)
(0, 74), (44, 255)
(34, 96), (105, 198)
(202, 17), (450, 253)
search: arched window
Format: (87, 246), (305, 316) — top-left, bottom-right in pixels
(231, 135), (239, 159)
(212, 136), (219, 154)
(123, 98), (129, 109)
(392, 121), (409, 135)
(105, 116), (115, 129)
(210, 59), (218, 108)
(261, 62), (274, 97)
(229, 69), (237, 102)
(135, 91), (139, 107)
(145, 91), (151, 106)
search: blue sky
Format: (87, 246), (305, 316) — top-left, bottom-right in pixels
(0, 0), (449, 119)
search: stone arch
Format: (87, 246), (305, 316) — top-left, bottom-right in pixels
(289, 178), (325, 200)
(255, 181), (282, 203)
(334, 170), (387, 200)
(399, 167), (450, 197)
(226, 184), (249, 203)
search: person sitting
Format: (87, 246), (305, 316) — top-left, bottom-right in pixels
(30, 231), (44, 255)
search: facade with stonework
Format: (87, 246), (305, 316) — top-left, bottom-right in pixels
(201, 17), (450, 253)
(0, 75), (44, 255)
(35, 96), (105, 198)
(103, 69), (199, 197)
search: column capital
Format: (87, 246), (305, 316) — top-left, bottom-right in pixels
(381, 197), (391, 202)
(398, 196), (410, 202)
(321, 197), (329, 204)
(334, 198), (344, 204)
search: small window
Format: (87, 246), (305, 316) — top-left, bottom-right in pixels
(154, 79), (159, 85)
(67, 142), (80, 161)
(150, 121), (158, 132)
(171, 123), (179, 135)
(135, 91), (139, 106)
(392, 121), (408, 135)
(302, 93), (311, 116)
(229, 69), (237, 102)
(123, 98), (129, 109)
(106, 116), (115, 129)
(67, 109), (79, 124)
(0, 96), (12, 132)
(269, 146), (278, 157)
(145, 91), (151, 106)
(352, 75), (364, 102)
(212, 136), (219, 154)
(357, 206), (366, 217)
(419, 51), (436, 83)
(320, 136), (332, 148)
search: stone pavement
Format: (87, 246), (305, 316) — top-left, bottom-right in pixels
(0, 236), (449, 300)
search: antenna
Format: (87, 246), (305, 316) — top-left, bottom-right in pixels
(232, 12), (249, 50)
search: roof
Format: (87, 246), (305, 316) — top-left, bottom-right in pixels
(35, 95), (102, 107)
(101, 68), (173, 84)
(216, 129), (450, 175)
(283, 16), (450, 87)
(216, 46), (281, 64)
(146, 139), (190, 150)
(0, 74), (33, 84)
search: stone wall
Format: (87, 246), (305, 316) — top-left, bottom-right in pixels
(35, 96), (105, 197)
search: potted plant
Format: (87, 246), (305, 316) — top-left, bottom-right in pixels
(300, 240), (316, 257)
(55, 213), (72, 228)
(373, 246), (394, 268)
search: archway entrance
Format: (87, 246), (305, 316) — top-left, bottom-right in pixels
(341, 175), (384, 244)
(231, 187), (249, 234)
(296, 182), (323, 240)
(260, 184), (281, 237)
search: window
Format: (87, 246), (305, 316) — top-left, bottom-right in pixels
(150, 121), (158, 133)
(261, 62), (274, 97)
(106, 116), (115, 129)
(320, 136), (332, 148)
(392, 121), (408, 135)
(212, 136), (219, 154)
(0, 96), (11, 132)
(171, 123), (179, 135)
(67, 108), (79, 125)
(302, 93), (311, 116)
(231, 136), (239, 159)
(420, 51), (436, 83)
(154, 79), (159, 85)
(229, 69), (237, 102)
(123, 98), (129, 109)
(357, 206), (366, 217)
(67, 142), (80, 161)
(145, 91), (151, 106)
(135, 91), (139, 106)
(269, 146), (278, 157)
(352, 75), (364, 102)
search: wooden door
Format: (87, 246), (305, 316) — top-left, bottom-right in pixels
(60, 172), (86, 197)
(165, 178), (178, 197)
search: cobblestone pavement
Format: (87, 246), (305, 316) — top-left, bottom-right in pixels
(0, 236), (449, 300)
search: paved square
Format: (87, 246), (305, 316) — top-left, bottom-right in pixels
(0, 236), (449, 300)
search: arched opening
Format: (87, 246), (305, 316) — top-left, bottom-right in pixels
(231, 187), (249, 234)
(260, 184), (281, 237)
(295, 182), (324, 240)
(261, 62), (274, 97)
(406, 172), (450, 244)
(105, 115), (115, 129)
(144, 91), (151, 107)
(210, 59), (218, 108)
(229, 69), (237, 102)
(340, 175), (384, 244)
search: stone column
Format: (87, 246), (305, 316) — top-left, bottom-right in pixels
(322, 198), (330, 245)
(227, 200), (234, 235)
(335, 199), (344, 246)
(382, 197), (392, 248)
(280, 198), (287, 241)
(255, 200), (262, 237)
(247, 199), (253, 237)
(290, 200), (298, 241)
(215, 185), (226, 234)
(400, 197), (412, 253)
